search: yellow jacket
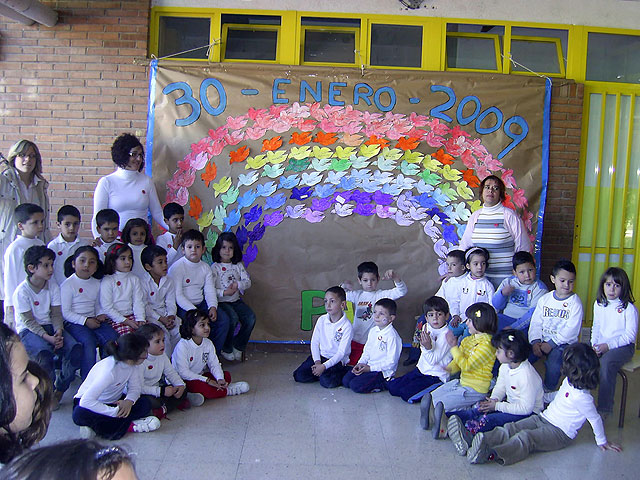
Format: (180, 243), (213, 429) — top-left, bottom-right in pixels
(447, 332), (495, 394)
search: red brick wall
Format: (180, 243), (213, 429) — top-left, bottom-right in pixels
(539, 81), (583, 284)
(0, 1), (150, 237)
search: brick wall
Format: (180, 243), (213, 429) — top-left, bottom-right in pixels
(539, 81), (583, 284)
(0, 1), (150, 237)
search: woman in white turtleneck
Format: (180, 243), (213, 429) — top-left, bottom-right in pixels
(459, 175), (531, 289)
(91, 133), (168, 239)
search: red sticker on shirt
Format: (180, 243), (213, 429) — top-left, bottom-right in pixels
(527, 290), (531, 294)
(189, 357), (193, 361)
(116, 281), (121, 286)
(565, 392), (569, 397)
(186, 279), (190, 284)
(494, 223), (499, 227)
(34, 301), (39, 306)
(563, 303), (568, 307)
(617, 307), (624, 314)
(511, 386), (516, 389)
(148, 365), (153, 369)
(79, 288), (83, 293)
(142, 189), (146, 194)
(150, 291), (155, 296)
(222, 267), (226, 271)
(57, 251), (63, 256)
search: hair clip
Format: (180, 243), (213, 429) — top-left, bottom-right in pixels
(508, 334), (514, 341)
(94, 446), (121, 461)
(475, 310), (482, 318)
(465, 247), (483, 262)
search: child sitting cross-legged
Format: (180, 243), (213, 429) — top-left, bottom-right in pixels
(342, 298), (402, 394)
(422, 302), (498, 439)
(388, 296), (453, 402)
(171, 309), (249, 400)
(135, 323), (204, 419)
(447, 329), (544, 456)
(293, 286), (353, 388)
(466, 343), (622, 465)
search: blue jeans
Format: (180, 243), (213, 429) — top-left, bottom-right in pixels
(218, 299), (256, 353)
(342, 369), (388, 393)
(20, 324), (82, 393)
(293, 355), (348, 388)
(177, 300), (230, 354)
(530, 343), (567, 391)
(387, 367), (442, 402)
(454, 407), (531, 433)
(65, 321), (118, 379)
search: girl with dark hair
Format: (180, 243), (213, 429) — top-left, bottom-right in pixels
(91, 133), (168, 240)
(447, 329), (543, 456)
(460, 174), (531, 288)
(591, 267), (638, 415)
(0, 439), (136, 480)
(72, 333), (160, 440)
(120, 217), (153, 281)
(466, 343), (622, 465)
(211, 232), (256, 362)
(0, 323), (52, 464)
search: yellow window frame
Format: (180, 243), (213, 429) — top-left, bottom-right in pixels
(443, 32), (502, 73)
(221, 24), (281, 64)
(149, 9), (220, 62)
(300, 25), (361, 68)
(507, 35), (566, 78)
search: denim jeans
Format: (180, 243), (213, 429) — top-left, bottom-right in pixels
(177, 300), (230, 354)
(218, 299), (256, 353)
(65, 321), (118, 379)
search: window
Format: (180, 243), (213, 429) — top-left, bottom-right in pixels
(445, 24), (504, 72)
(509, 27), (567, 77)
(221, 14), (280, 62)
(586, 32), (640, 84)
(158, 16), (211, 60)
(370, 24), (422, 68)
(301, 17), (360, 66)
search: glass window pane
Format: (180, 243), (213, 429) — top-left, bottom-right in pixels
(225, 29), (278, 61)
(510, 40), (561, 74)
(586, 33), (640, 84)
(158, 16), (210, 60)
(221, 14), (280, 26)
(511, 27), (567, 67)
(304, 30), (356, 64)
(446, 36), (498, 70)
(370, 24), (422, 68)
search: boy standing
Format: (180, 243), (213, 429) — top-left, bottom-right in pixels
(141, 245), (181, 357)
(155, 202), (184, 267)
(14, 245), (82, 407)
(48, 205), (88, 286)
(342, 261), (407, 365)
(168, 229), (230, 354)
(293, 286), (353, 388)
(3, 203), (46, 328)
(92, 209), (120, 262)
(528, 259), (583, 392)
(492, 251), (548, 331)
(342, 298), (402, 394)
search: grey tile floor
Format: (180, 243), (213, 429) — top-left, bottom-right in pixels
(42, 351), (640, 480)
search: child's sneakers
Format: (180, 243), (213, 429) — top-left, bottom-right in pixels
(128, 416), (161, 433)
(233, 347), (244, 361)
(79, 426), (96, 439)
(466, 432), (497, 464)
(419, 392), (432, 430)
(447, 415), (472, 456)
(226, 381), (250, 396)
(187, 392), (205, 407)
(220, 350), (235, 362)
(432, 402), (445, 439)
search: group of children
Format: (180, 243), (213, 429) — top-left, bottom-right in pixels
(294, 248), (635, 465)
(2, 201), (255, 439)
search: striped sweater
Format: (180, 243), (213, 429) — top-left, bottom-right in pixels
(447, 332), (496, 394)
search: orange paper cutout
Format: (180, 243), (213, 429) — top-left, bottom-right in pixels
(200, 162), (217, 187)
(396, 137), (420, 151)
(189, 195), (203, 219)
(229, 145), (250, 165)
(364, 135), (390, 148)
(434, 148), (455, 165)
(289, 132), (312, 145)
(261, 136), (283, 152)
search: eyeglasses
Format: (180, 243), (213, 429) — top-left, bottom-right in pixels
(129, 151), (144, 159)
(483, 185), (500, 192)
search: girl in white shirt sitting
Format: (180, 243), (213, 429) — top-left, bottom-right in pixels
(100, 244), (146, 336)
(465, 343), (622, 465)
(447, 329), (543, 456)
(171, 309), (249, 400)
(61, 246), (117, 379)
(72, 333), (160, 440)
(120, 217), (153, 281)
(591, 267), (638, 415)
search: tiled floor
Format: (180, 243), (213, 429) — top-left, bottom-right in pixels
(42, 351), (640, 479)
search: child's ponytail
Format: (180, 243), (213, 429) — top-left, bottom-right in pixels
(103, 333), (148, 362)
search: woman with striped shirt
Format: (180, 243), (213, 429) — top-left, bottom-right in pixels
(460, 175), (531, 289)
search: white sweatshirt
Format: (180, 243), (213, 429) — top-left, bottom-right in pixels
(96, 239), (117, 263)
(591, 300), (638, 350)
(416, 323), (453, 382)
(541, 378), (607, 445)
(47, 234), (88, 286)
(61, 274), (103, 325)
(92, 168), (168, 236)
(140, 273), (177, 321)
(75, 356), (143, 417)
(491, 361), (544, 415)
(211, 262), (251, 303)
(310, 313), (353, 368)
(156, 231), (183, 267)
(458, 273), (496, 320)
(345, 281), (408, 344)
(99, 271), (145, 324)
(171, 337), (224, 382)
(168, 256), (217, 310)
(435, 274), (466, 316)
(357, 323), (403, 379)
(129, 243), (148, 281)
(140, 353), (185, 397)
(529, 292), (583, 346)
(3, 236), (45, 307)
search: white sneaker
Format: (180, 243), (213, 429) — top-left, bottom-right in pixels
(130, 416), (161, 433)
(226, 381), (250, 396)
(79, 426), (96, 439)
(187, 392), (205, 407)
(233, 348), (243, 361)
(220, 350), (235, 362)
